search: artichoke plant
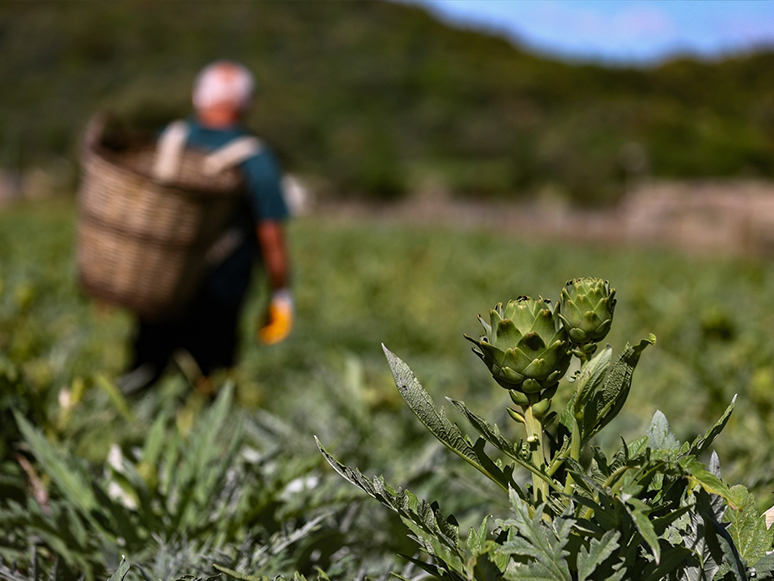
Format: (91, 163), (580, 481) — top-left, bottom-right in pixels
(558, 277), (616, 356)
(465, 296), (571, 395)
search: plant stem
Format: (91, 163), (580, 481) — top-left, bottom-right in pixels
(563, 416), (582, 495)
(524, 404), (547, 503)
(563, 355), (589, 495)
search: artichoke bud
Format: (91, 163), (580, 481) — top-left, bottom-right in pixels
(507, 407), (526, 424)
(465, 296), (571, 393)
(559, 278), (616, 347)
(531, 398), (551, 420)
(521, 378), (543, 394)
(509, 389), (530, 407)
(571, 342), (599, 360)
(541, 383), (558, 400)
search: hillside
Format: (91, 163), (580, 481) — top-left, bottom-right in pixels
(2, 1), (774, 205)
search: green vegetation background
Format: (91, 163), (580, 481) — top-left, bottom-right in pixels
(3, 1), (774, 204)
(4, 196), (774, 576)
(5, 3), (774, 576)
(4, 199), (774, 493)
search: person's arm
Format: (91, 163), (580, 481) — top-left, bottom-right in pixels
(256, 220), (289, 292)
(256, 220), (293, 344)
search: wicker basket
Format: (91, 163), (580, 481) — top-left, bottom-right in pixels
(76, 116), (246, 321)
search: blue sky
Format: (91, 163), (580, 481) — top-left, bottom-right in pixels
(413, 1), (774, 65)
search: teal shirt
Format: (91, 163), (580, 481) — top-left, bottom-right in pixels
(181, 119), (289, 305)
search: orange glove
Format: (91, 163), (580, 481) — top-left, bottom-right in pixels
(258, 289), (294, 345)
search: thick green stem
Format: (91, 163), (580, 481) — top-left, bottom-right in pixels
(563, 415), (582, 494)
(524, 404), (548, 503)
(562, 353), (590, 495)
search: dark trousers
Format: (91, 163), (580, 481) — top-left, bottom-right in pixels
(131, 288), (242, 380)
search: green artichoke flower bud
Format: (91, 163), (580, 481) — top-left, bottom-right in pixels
(509, 389), (530, 407)
(465, 296), (571, 394)
(558, 278), (616, 352)
(531, 397), (551, 420)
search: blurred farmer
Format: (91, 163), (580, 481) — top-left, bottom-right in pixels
(119, 60), (293, 395)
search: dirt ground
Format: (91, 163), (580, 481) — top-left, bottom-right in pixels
(316, 179), (774, 259)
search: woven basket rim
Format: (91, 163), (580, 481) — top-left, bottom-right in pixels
(85, 138), (245, 199)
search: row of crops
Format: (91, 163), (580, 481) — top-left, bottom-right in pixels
(3, 199), (774, 579)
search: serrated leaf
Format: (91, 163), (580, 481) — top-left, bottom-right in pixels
(685, 396), (736, 459)
(470, 437), (529, 499)
(466, 548), (510, 581)
(574, 345), (612, 414)
(213, 564), (268, 581)
(433, 500), (460, 545)
(726, 484), (774, 570)
(449, 399), (533, 496)
(502, 562), (570, 581)
(559, 392), (577, 434)
(466, 516), (491, 555)
(384, 345), (526, 494)
(706, 521), (747, 581)
(751, 552), (774, 580)
(640, 544), (694, 581)
(582, 336), (654, 443)
(317, 437), (387, 501)
(577, 529), (621, 581)
(625, 503), (660, 563)
(497, 492), (572, 581)
(396, 553), (450, 579)
(317, 437), (464, 567)
(384, 345), (475, 455)
(449, 398), (536, 482)
(680, 489), (746, 581)
(651, 505), (693, 535)
(686, 462), (740, 510)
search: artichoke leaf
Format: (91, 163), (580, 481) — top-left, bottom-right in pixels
(384, 345), (475, 461)
(726, 483), (774, 568)
(384, 345), (518, 493)
(449, 397), (547, 493)
(581, 335), (655, 444)
(317, 437), (463, 557)
(682, 395), (736, 458)
(574, 344), (612, 415)
(495, 318), (522, 347)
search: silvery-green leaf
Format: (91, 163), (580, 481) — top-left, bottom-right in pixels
(384, 345), (522, 494)
(107, 558), (131, 581)
(646, 410), (680, 452)
(577, 529), (621, 581)
(384, 345), (476, 462)
(574, 345), (612, 414)
(726, 483), (774, 568)
(751, 552), (774, 580)
(683, 396), (736, 458)
(466, 515), (491, 555)
(582, 336), (655, 443)
(624, 503), (660, 564)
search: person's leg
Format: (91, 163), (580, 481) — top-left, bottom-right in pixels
(119, 318), (178, 394)
(180, 291), (241, 378)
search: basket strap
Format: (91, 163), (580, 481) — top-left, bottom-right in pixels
(153, 120), (190, 182)
(203, 136), (263, 176)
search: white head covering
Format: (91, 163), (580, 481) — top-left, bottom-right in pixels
(192, 60), (255, 112)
